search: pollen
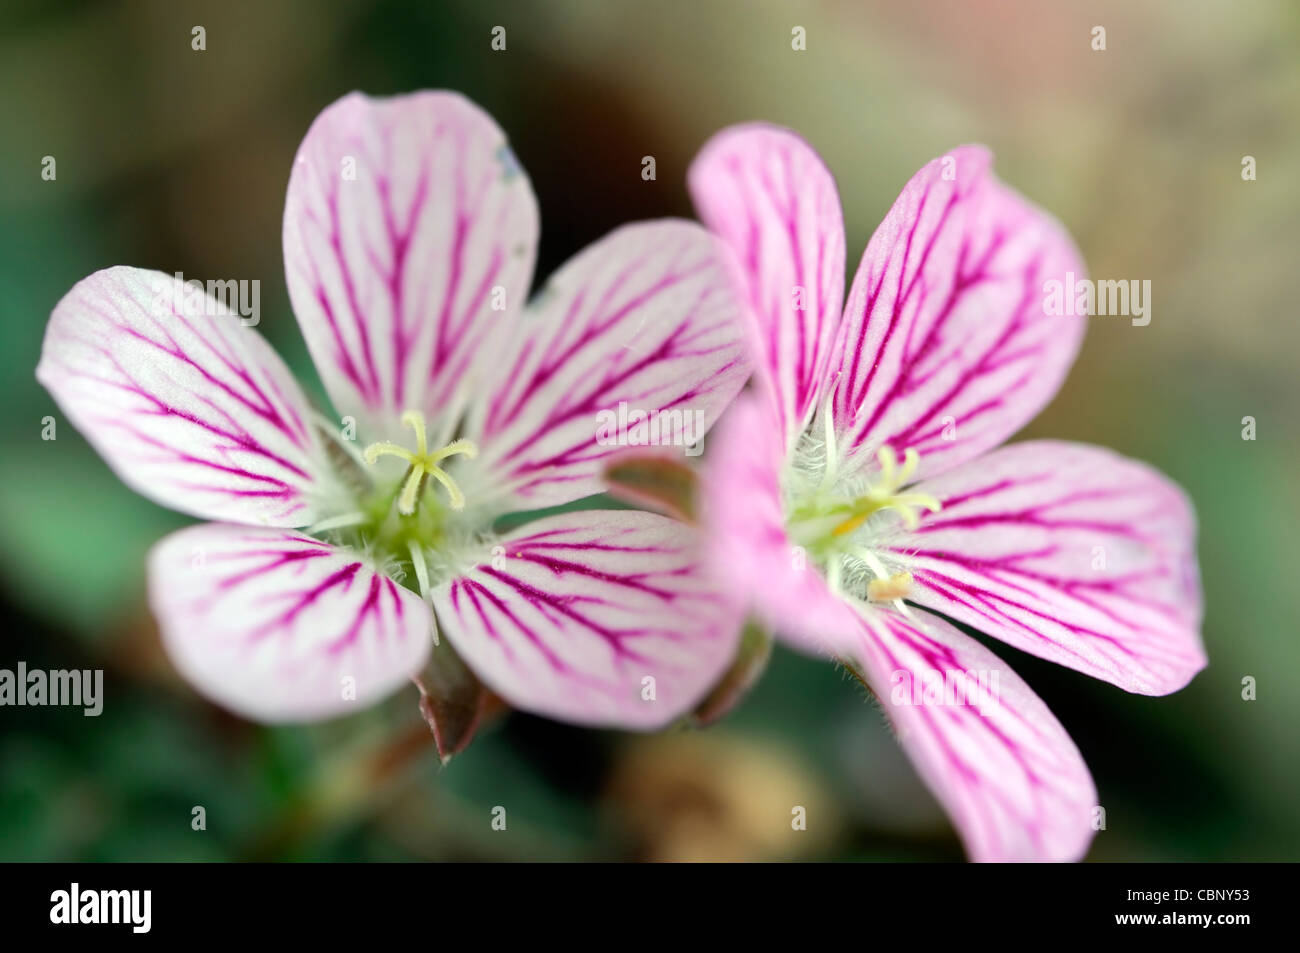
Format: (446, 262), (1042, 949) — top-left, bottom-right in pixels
(867, 571), (914, 603)
(362, 410), (478, 514)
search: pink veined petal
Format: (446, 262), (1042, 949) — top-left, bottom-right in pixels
(431, 509), (743, 729)
(148, 524), (432, 722)
(851, 605), (1097, 862)
(883, 440), (1206, 695)
(36, 267), (322, 527)
(463, 220), (749, 508)
(283, 90), (539, 442)
(689, 124), (847, 454)
(702, 393), (861, 655)
(827, 145), (1087, 481)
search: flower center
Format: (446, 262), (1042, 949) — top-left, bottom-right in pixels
(786, 443), (941, 604)
(362, 410), (478, 515)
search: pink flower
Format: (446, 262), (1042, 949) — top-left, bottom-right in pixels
(689, 126), (1205, 861)
(36, 91), (749, 728)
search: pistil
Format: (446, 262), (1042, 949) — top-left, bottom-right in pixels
(827, 447), (942, 535)
(787, 444), (942, 604)
(363, 410), (478, 515)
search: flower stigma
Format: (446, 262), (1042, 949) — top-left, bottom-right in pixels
(786, 440), (941, 605)
(300, 409), (493, 616)
(362, 410), (478, 515)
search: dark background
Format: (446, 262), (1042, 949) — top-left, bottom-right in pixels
(1, 0), (1296, 860)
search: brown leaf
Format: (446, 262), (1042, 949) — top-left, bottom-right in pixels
(413, 633), (487, 763)
(602, 451), (699, 523)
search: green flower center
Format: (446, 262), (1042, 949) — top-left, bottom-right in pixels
(306, 410), (490, 625)
(785, 432), (941, 604)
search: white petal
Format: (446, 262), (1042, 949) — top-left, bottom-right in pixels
(888, 440), (1205, 694)
(852, 606), (1097, 862)
(463, 220), (748, 507)
(37, 267), (323, 526)
(689, 123), (847, 453)
(828, 146), (1087, 480)
(432, 509), (742, 728)
(149, 524), (432, 722)
(284, 90), (539, 441)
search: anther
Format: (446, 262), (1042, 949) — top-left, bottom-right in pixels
(829, 445), (940, 537)
(867, 571), (914, 603)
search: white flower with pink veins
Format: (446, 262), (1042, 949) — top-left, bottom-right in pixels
(690, 125), (1206, 862)
(37, 91), (750, 728)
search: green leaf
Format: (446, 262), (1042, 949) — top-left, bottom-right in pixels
(692, 622), (773, 726)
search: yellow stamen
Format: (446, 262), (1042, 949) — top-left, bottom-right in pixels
(827, 446), (940, 537)
(790, 442), (940, 608)
(831, 511), (870, 538)
(868, 571), (914, 603)
(362, 411), (477, 514)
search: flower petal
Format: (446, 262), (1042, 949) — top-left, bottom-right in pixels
(827, 145), (1086, 480)
(431, 509), (742, 729)
(851, 606), (1097, 862)
(702, 394), (861, 655)
(148, 524), (432, 722)
(884, 440), (1205, 695)
(464, 221), (748, 507)
(283, 90), (539, 441)
(689, 124), (846, 452)
(36, 267), (322, 527)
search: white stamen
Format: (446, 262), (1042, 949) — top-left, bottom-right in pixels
(407, 539), (439, 645)
(306, 512), (369, 534)
(851, 546), (894, 583)
(818, 374), (842, 493)
(826, 556), (843, 595)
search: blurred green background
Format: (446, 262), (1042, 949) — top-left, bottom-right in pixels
(1, 0), (1297, 861)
